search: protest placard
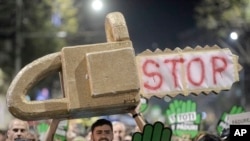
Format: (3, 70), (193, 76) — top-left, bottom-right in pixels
(136, 46), (242, 98)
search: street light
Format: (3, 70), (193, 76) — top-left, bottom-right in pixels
(91, 0), (103, 11)
(230, 31), (238, 40)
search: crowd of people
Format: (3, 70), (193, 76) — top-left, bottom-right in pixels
(0, 117), (135, 141)
(0, 114), (230, 141)
(0, 118), (37, 141)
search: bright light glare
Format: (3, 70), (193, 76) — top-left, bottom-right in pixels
(230, 32), (238, 40)
(92, 0), (103, 11)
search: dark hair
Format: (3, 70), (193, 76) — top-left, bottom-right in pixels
(14, 139), (30, 141)
(194, 133), (221, 141)
(195, 133), (222, 141)
(220, 128), (230, 141)
(91, 119), (113, 133)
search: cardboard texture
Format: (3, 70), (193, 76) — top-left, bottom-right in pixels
(6, 12), (242, 123)
(6, 12), (140, 120)
(136, 45), (242, 98)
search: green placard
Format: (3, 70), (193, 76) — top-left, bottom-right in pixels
(165, 99), (201, 139)
(216, 105), (244, 136)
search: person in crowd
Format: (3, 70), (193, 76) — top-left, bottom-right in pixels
(72, 136), (87, 141)
(90, 119), (113, 141)
(194, 132), (222, 141)
(124, 134), (132, 141)
(112, 121), (126, 141)
(67, 120), (87, 141)
(84, 131), (91, 141)
(26, 131), (38, 141)
(6, 118), (29, 141)
(0, 130), (6, 141)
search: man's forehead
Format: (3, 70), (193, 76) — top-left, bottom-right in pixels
(11, 120), (28, 129)
(113, 124), (125, 130)
(94, 125), (112, 131)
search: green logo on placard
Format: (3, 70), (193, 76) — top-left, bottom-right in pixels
(216, 105), (244, 136)
(165, 100), (201, 139)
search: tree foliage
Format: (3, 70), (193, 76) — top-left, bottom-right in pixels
(195, 0), (250, 38)
(194, 0), (250, 108)
(194, 0), (250, 64)
(21, 0), (78, 65)
(0, 0), (78, 93)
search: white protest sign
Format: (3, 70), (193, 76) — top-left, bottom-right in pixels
(136, 45), (242, 98)
(175, 123), (199, 130)
(227, 112), (250, 125)
(177, 112), (197, 123)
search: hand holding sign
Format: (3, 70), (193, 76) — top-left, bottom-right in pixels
(132, 122), (172, 141)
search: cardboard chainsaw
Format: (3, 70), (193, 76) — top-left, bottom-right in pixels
(7, 12), (242, 122)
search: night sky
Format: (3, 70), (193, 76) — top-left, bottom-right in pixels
(83, 0), (200, 53)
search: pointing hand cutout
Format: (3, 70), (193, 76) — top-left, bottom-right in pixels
(132, 122), (172, 141)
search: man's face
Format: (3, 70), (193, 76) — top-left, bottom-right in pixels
(7, 120), (28, 141)
(113, 123), (126, 141)
(91, 125), (113, 141)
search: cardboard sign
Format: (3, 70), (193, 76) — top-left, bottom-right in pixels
(136, 46), (242, 98)
(228, 112), (250, 125)
(6, 12), (140, 120)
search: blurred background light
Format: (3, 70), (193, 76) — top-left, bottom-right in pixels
(230, 32), (238, 40)
(91, 0), (103, 11)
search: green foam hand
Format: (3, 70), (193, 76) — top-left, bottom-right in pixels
(166, 100), (182, 125)
(176, 100), (201, 124)
(165, 100), (201, 139)
(216, 105), (244, 136)
(175, 100), (201, 139)
(132, 122), (172, 141)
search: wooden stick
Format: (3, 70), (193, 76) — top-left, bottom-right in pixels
(44, 119), (61, 141)
(44, 72), (65, 141)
